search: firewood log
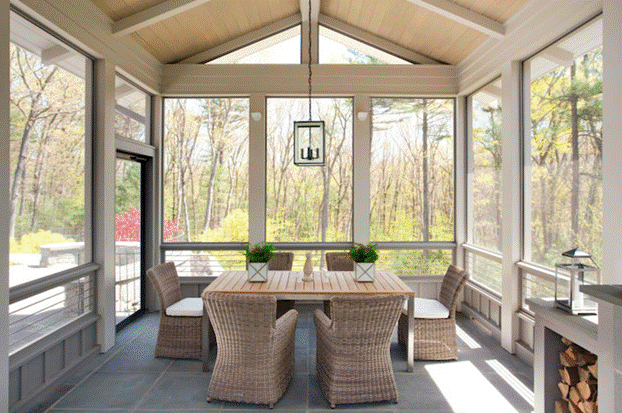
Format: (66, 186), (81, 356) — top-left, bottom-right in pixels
(587, 361), (598, 379)
(558, 381), (570, 399)
(555, 400), (571, 413)
(560, 367), (580, 385)
(576, 380), (597, 401)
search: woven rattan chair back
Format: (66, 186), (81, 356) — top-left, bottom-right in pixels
(203, 292), (298, 408)
(146, 261), (182, 311)
(268, 252), (294, 270)
(437, 265), (470, 317)
(325, 252), (354, 271)
(146, 261), (202, 359)
(329, 295), (405, 340)
(205, 293), (276, 340)
(315, 294), (405, 407)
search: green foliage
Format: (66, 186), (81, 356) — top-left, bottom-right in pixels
(196, 209), (248, 242)
(11, 230), (75, 254)
(346, 243), (379, 263)
(245, 242), (275, 263)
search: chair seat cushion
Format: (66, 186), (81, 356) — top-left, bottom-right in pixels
(166, 297), (203, 317)
(404, 298), (450, 319)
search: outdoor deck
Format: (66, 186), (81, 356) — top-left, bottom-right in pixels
(29, 303), (534, 413)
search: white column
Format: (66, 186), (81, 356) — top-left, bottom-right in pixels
(500, 61), (521, 353)
(1, 0), (11, 410)
(352, 95), (370, 244)
(599, 2), (622, 411)
(249, 94), (266, 244)
(146, 95), (163, 311)
(93, 59), (117, 351)
(455, 96), (468, 266)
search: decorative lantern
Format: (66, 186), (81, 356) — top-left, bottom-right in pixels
(293, 0), (325, 167)
(554, 248), (600, 315)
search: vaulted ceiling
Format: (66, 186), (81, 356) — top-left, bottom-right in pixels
(89, 0), (530, 65)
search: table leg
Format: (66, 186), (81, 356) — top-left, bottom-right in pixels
(202, 306), (212, 372)
(407, 295), (414, 372)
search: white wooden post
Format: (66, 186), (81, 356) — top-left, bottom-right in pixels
(93, 59), (117, 352)
(500, 61), (521, 353)
(249, 94), (266, 244)
(599, 2), (622, 411)
(1, 0), (11, 410)
(353, 94), (370, 244)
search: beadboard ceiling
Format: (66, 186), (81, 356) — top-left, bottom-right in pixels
(89, 0), (530, 65)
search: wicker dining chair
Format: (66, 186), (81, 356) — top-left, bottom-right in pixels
(268, 252), (295, 317)
(397, 264), (469, 360)
(314, 294), (405, 408)
(202, 292), (298, 409)
(268, 251), (294, 271)
(323, 252), (355, 316)
(146, 262), (203, 359)
(325, 251), (354, 271)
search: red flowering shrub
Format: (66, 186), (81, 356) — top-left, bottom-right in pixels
(115, 208), (183, 241)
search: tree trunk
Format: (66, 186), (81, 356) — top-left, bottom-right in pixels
(10, 120), (34, 239)
(569, 62), (580, 244)
(422, 100), (430, 257)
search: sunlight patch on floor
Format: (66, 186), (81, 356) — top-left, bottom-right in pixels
(426, 361), (519, 413)
(456, 324), (481, 349)
(486, 359), (534, 406)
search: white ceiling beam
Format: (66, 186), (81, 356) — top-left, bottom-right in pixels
(300, 0), (320, 63)
(319, 14), (441, 65)
(179, 14), (302, 64)
(480, 83), (502, 98)
(404, 0), (505, 38)
(41, 44), (73, 65)
(112, 0), (214, 37)
(539, 46), (575, 67)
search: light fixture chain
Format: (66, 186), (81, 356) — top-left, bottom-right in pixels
(308, 0), (312, 121)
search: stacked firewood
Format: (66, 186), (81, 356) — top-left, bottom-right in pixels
(555, 337), (598, 413)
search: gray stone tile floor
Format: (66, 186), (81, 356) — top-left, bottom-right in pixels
(32, 303), (534, 413)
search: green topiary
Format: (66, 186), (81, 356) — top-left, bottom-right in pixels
(346, 243), (379, 263)
(245, 242), (275, 263)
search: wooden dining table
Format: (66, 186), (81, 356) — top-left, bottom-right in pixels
(201, 270), (416, 372)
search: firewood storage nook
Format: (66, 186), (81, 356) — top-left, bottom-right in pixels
(556, 337), (597, 413)
(528, 298), (598, 413)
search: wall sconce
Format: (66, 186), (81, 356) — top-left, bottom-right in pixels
(251, 112), (262, 121)
(357, 112), (368, 121)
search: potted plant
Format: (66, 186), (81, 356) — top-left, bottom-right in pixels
(346, 243), (379, 282)
(245, 242), (274, 282)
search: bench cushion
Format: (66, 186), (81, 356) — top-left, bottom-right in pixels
(403, 298), (450, 319)
(166, 297), (203, 317)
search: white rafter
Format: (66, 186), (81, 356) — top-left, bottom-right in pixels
(112, 0), (214, 37)
(41, 44), (73, 65)
(179, 14), (302, 64)
(404, 0), (505, 38)
(318, 15), (440, 65)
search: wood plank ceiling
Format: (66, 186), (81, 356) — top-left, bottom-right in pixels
(90, 0), (529, 65)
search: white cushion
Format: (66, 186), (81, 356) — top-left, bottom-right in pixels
(165, 297), (203, 317)
(404, 298), (450, 319)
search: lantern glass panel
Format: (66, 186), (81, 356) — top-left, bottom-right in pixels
(294, 121), (325, 166)
(554, 258), (599, 315)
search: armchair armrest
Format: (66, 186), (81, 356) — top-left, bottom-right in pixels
(275, 309), (298, 342)
(313, 308), (332, 335)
